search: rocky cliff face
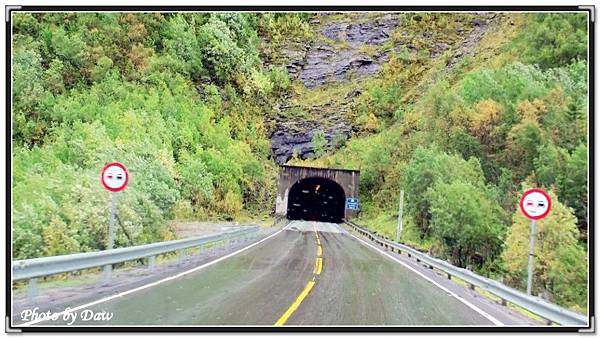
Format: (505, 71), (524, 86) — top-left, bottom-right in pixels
(266, 13), (495, 164)
(290, 14), (399, 89)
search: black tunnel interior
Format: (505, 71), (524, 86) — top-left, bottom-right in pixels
(286, 177), (346, 223)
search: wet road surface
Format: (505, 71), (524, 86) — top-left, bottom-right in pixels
(25, 221), (534, 327)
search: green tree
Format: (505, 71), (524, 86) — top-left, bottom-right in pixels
(534, 143), (568, 187)
(196, 16), (258, 84)
(332, 131), (347, 149)
(559, 144), (588, 232)
(177, 151), (215, 206)
(426, 180), (504, 269)
(518, 13), (588, 69)
(268, 66), (291, 94)
(534, 143), (588, 232)
(12, 41), (48, 145)
(161, 14), (204, 79)
(503, 118), (544, 181)
(312, 130), (327, 158)
(403, 147), (488, 237)
(91, 56), (114, 82)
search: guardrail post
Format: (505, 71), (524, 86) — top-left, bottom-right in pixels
(102, 264), (112, 284)
(177, 250), (185, 266)
(26, 278), (38, 303)
(148, 256), (156, 271)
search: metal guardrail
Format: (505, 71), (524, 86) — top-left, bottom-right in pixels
(344, 221), (588, 327)
(12, 226), (260, 281)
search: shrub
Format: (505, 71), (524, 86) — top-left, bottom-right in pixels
(311, 130), (327, 158)
(403, 147), (488, 237)
(426, 180), (504, 270)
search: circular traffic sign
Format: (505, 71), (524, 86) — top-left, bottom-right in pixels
(101, 162), (129, 192)
(519, 188), (551, 220)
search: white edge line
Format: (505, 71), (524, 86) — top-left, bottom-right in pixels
(348, 231), (505, 326)
(19, 228), (284, 327)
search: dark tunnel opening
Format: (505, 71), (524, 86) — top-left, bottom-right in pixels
(286, 177), (346, 223)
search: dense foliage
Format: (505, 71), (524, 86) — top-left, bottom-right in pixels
(11, 13), (296, 259)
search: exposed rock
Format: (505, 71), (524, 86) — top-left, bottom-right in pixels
(446, 16), (492, 68)
(345, 89), (362, 99)
(296, 46), (385, 89)
(472, 19), (484, 27)
(294, 46), (391, 88)
(321, 14), (399, 46)
(430, 42), (450, 58)
(283, 14), (401, 89)
(270, 120), (351, 164)
(321, 23), (344, 40)
(268, 14), (405, 163)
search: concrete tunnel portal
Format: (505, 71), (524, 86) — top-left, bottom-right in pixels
(287, 177), (346, 223)
(276, 165), (360, 223)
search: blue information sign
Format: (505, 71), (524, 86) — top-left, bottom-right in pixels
(346, 198), (359, 210)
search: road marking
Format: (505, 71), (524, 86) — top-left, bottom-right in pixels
(275, 224), (323, 326)
(348, 231), (505, 326)
(315, 257), (323, 275)
(274, 281), (316, 326)
(20, 228), (284, 327)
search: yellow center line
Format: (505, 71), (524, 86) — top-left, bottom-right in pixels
(274, 281), (315, 326)
(315, 257), (323, 275)
(274, 225), (323, 326)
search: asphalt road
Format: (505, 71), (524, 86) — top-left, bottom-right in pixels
(26, 221), (536, 327)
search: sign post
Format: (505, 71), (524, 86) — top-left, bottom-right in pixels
(519, 188), (552, 296)
(396, 190), (404, 242)
(108, 192), (118, 250)
(526, 219), (537, 295)
(100, 162), (129, 283)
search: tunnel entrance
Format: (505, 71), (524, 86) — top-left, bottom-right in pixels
(286, 177), (346, 223)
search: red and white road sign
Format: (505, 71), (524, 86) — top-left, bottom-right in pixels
(101, 162), (129, 192)
(519, 188), (552, 220)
